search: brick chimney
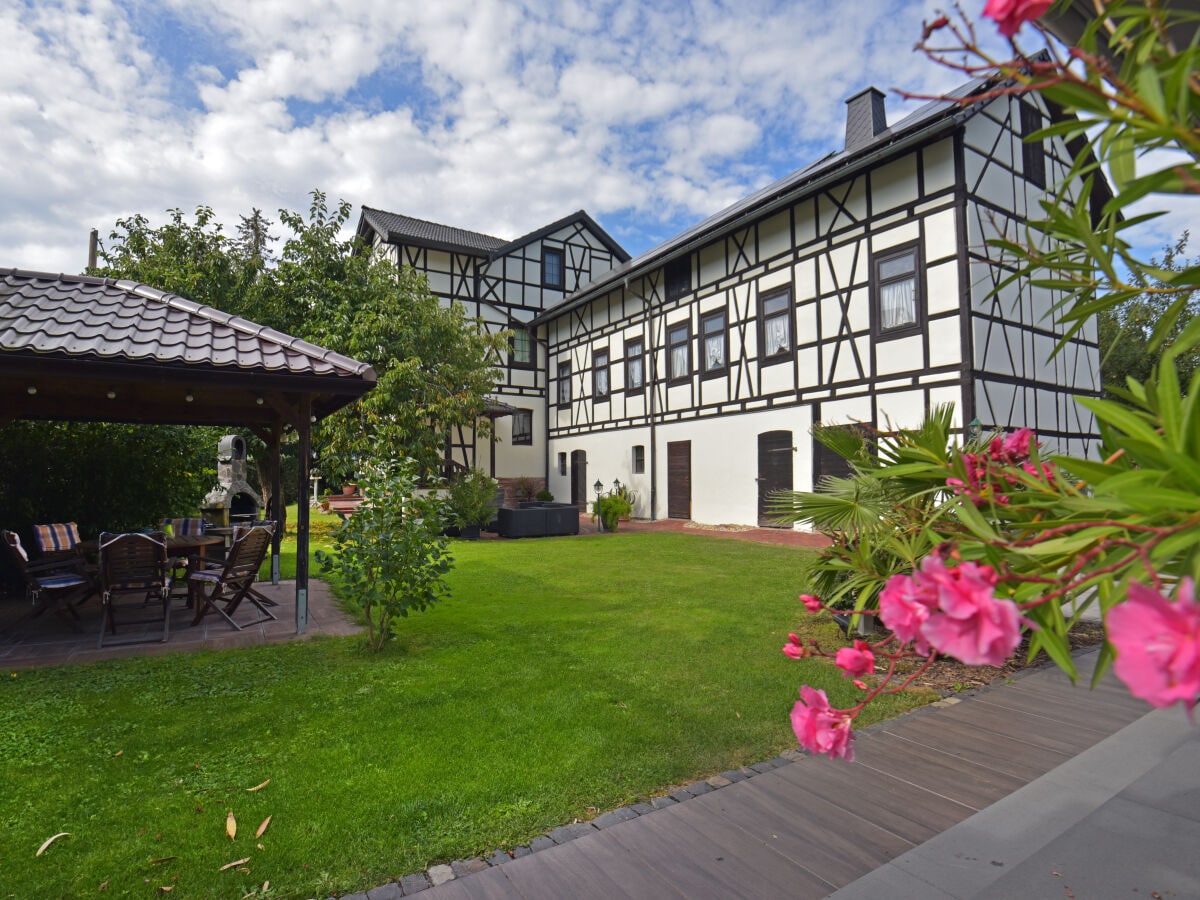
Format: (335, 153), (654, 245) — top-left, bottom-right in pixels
(844, 87), (887, 152)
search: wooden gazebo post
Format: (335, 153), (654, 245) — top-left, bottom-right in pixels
(295, 396), (312, 633)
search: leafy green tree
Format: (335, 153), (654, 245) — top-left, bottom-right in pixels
(1098, 233), (1199, 398)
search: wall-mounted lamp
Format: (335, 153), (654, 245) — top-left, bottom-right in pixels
(255, 396), (264, 406)
(106, 389), (117, 400)
(26, 385), (37, 396)
(185, 390), (194, 403)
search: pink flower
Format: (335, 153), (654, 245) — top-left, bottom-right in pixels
(879, 572), (936, 655)
(880, 554), (1026, 665)
(800, 594), (823, 613)
(790, 686), (855, 761)
(836, 640), (875, 678)
(919, 556), (1024, 666)
(1108, 579), (1200, 715)
(782, 633), (806, 660)
(983, 0), (1052, 37)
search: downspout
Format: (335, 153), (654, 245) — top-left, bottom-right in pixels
(536, 327), (551, 492)
(627, 277), (658, 521)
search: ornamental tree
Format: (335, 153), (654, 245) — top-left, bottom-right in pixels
(780, 0), (1200, 760)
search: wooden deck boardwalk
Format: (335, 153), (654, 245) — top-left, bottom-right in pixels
(411, 651), (1150, 899)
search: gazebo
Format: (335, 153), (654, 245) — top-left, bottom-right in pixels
(0, 268), (377, 632)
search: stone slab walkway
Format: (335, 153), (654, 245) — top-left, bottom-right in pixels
(357, 650), (1168, 899)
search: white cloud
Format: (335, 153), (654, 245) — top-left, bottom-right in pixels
(2, 0), (1177, 279)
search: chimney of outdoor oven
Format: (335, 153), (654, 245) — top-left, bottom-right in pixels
(844, 87), (887, 152)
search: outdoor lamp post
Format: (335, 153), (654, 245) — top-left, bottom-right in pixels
(594, 478), (603, 500)
(613, 478), (621, 494)
(967, 417), (982, 443)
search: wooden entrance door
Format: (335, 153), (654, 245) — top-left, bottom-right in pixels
(570, 450), (587, 510)
(667, 441), (691, 519)
(757, 430), (794, 527)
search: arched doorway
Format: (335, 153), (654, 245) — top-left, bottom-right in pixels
(569, 450), (588, 510)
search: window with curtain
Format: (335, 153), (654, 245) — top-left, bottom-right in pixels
(625, 338), (645, 391)
(593, 348), (610, 399)
(668, 322), (690, 383)
(632, 445), (645, 474)
(701, 309), (727, 374)
(760, 290), (792, 361)
(512, 409), (532, 445)
(557, 361), (571, 406)
(874, 246), (920, 333)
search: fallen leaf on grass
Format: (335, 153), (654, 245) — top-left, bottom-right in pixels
(113, 750), (123, 757)
(226, 811), (237, 840)
(36, 832), (70, 856)
(219, 857), (251, 872)
(246, 779), (270, 792)
(148, 857), (178, 866)
(99, 881), (108, 891)
(157, 887), (173, 894)
(255, 816), (271, 838)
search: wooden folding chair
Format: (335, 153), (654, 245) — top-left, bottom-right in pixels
(97, 532), (171, 648)
(2, 529), (93, 628)
(188, 524), (276, 630)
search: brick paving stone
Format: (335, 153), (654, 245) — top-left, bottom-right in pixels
(749, 760), (777, 773)
(367, 883), (403, 900)
(686, 780), (715, 795)
(511, 845), (532, 859)
(548, 822), (597, 844)
(768, 756), (794, 768)
(706, 775), (732, 788)
(719, 769), (749, 783)
(592, 807), (639, 829)
(427, 864), (454, 886)
(629, 802), (655, 815)
(650, 795), (678, 809)
(399, 873), (430, 895)
(451, 858), (489, 877)
(779, 749), (805, 762)
(485, 849), (513, 866)
(669, 788), (694, 803)
(529, 836), (556, 853)
(341, 894), (368, 900)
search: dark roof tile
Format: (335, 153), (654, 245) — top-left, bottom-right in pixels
(359, 207), (508, 254)
(0, 270), (374, 380)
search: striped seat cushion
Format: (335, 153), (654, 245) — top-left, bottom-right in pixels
(33, 522), (81, 553)
(188, 570), (223, 584)
(37, 573), (90, 589)
(163, 518), (205, 536)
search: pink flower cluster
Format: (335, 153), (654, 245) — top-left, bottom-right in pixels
(879, 554), (1025, 666)
(1108, 579), (1200, 716)
(791, 686), (855, 760)
(947, 427), (1054, 506)
(983, 0), (1052, 37)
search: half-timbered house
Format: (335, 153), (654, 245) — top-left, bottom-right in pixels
(354, 208), (629, 499)
(361, 73), (1103, 527)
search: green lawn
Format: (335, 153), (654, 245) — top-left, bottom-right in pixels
(2, 531), (932, 898)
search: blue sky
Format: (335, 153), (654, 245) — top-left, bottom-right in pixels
(1, 0), (1193, 274)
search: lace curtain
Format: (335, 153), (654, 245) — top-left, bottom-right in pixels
(628, 357), (643, 388)
(765, 316), (789, 355)
(705, 335), (724, 369)
(671, 345), (689, 378)
(880, 278), (915, 330)
(595, 368), (608, 397)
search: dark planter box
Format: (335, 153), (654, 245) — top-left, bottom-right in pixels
(498, 503), (579, 538)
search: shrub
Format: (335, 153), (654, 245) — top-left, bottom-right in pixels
(593, 493), (632, 532)
(447, 469), (499, 528)
(316, 458), (453, 651)
(535, 488), (555, 502)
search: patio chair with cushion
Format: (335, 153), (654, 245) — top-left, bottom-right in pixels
(159, 517), (208, 594)
(188, 523), (276, 630)
(1, 529), (93, 626)
(97, 531), (171, 648)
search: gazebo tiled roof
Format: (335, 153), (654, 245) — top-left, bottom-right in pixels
(0, 269), (376, 427)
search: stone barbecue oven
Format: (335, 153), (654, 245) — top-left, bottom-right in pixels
(201, 435), (263, 528)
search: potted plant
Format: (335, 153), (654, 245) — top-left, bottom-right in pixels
(448, 469), (499, 539)
(592, 492), (632, 533)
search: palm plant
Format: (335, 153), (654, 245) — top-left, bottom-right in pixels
(768, 405), (967, 619)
